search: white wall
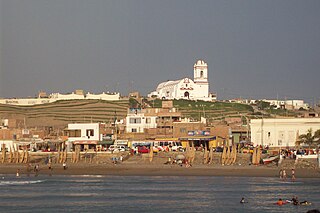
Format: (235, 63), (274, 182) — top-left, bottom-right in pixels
(125, 113), (157, 133)
(67, 123), (100, 142)
(0, 92), (120, 106)
(250, 118), (320, 147)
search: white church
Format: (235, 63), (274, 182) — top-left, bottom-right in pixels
(148, 60), (216, 101)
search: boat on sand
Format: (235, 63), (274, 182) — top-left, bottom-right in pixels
(262, 155), (279, 164)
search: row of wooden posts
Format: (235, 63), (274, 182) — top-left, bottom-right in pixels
(1, 144), (30, 163)
(0, 144), (83, 164)
(221, 145), (237, 165)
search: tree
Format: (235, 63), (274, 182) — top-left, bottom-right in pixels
(298, 128), (320, 148)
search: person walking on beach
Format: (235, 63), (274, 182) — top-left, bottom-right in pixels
(282, 169), (287, 181)
(16, 169), (20, 177)
(279, 169), (283, 180)
(48, 162), (52, 170)
(291, 168), (295, 181)
(63, 162), (67, 170)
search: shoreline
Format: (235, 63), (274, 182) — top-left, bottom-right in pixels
(1, 163), (319, 178)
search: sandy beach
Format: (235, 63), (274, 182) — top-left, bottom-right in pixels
(1, 151), (319, 178)
(1, 163), (319, 178)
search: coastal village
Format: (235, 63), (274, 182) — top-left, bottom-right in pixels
(0, 60), (319, 175)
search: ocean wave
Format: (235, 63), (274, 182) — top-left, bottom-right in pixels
(0, 180), (44, 186)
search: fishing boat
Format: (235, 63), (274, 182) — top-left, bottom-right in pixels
(262, 155), (279, 164)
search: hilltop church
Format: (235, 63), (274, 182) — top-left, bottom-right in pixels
(148, 60), (216, 101)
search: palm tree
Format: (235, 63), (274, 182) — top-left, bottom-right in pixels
(298, 128), (320, 148)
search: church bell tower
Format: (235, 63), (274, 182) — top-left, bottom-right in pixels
(193, 60), (208, 83)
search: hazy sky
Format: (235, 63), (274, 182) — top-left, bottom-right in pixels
(0, 0), (319, 103)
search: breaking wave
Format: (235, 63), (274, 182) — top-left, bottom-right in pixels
(0, 180), (44, 186)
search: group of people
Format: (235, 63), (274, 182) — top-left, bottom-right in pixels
(279, 168), (295, 181)
(276, 196), (311, 206)
(164, 157), (192, 168)
(241, 197), (311, 206)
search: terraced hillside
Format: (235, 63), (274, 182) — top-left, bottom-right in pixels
(173, 99), (254, 121)
(0, 99), (129, 127)
(145, 99), (256, 122)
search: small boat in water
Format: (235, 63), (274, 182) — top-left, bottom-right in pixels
(262, 155), (279, 164)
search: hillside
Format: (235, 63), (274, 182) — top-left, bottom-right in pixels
(0, 99), (129, 127)
(145, 99), (299, 122)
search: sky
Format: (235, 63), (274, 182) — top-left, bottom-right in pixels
(0, 0), (319, 104)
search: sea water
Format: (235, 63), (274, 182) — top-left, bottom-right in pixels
(0, 174), (319, 213)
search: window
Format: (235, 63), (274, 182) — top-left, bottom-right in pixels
(200, 71), (203, 77)
(146, 118), (151, 124)
(69, 130), (81, 137)
(86, 129), (94, 137)
(129, 118), (141, 124)
(132, 128), (137, 133)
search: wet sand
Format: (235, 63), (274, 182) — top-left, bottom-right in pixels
(1, 163), (319, 178)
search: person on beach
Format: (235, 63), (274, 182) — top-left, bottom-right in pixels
(291, 196), (299, 205)
(63, 162), (67, 170)
(16, 169), (20, 177)
(277, 198), (284, 205)
(279, 169), (283, 180)
(291, 168), (295, 181)
(34, 164), (39, 172)
(282, 169), (287, 181)
(240, 197), (247, 204)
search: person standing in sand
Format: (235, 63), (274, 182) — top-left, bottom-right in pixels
(291, 168), (295, 181)
(282, 169), (287, 181)
(63, 162), (67, 170)
(279, 169), (283, 180)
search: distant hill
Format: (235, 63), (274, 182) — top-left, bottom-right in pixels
(0, 99), (129, 127)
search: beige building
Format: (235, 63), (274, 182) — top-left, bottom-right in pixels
(250, 118), (320, 147)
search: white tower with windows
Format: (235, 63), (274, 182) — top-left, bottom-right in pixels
(194, 60), (208, 83)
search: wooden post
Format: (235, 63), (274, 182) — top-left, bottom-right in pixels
(209, 147), (213, 164)
(232, 145), (237, 164)
(149, 145), (153, 163)
(221, 146), (226, 165)
(1, 144), (6, 163)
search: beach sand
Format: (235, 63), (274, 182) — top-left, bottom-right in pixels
(1, 152), (319, 177)
(1, 163), (319, 178)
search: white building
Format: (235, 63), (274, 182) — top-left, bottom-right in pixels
(65, 123), (101, 151)
(125, 109), (157, 133)
(0, 91), (120, 106)
(250, 118), (320, 148)
(148, 60), (216, 101)
(262, 99), (309, 110)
